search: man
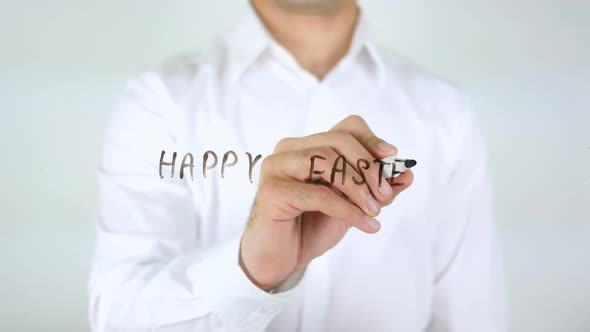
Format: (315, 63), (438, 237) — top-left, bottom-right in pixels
(89, 0), (506, 331)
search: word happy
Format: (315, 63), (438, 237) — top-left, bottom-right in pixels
(159, 150), (402, 186)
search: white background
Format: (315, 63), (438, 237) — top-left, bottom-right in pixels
(0, 0), (588, 331)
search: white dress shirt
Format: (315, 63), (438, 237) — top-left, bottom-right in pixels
(89, 4), (506, 332)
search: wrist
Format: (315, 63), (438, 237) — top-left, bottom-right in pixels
(238, 239), (285, 292)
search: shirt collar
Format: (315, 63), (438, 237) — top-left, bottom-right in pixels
(224, 2), (385, 86)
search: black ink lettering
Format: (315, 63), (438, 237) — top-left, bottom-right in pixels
(159, 150), (177, 179)
(246, 152), (262, 184)
(373, 159), (391, 187)
(202, 151), (218, 178)
(180, 153), (194, 181)
(306, 155), (327, 183)
(221, 151), (238, 178)
(387, 177), (404, 187)
(331, 155), (347, 185)
(353, 158), (370, 185)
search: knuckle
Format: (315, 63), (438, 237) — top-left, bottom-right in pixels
(296, 149), (312, 162)
(302, 147), (333, 169)
(260, 155), (276, 174)
(345, 114), (366, 126)
(329, 129), (349, 141)
(316, 147), (335, 160)
(275, 137), (294, 152)
(299, 149), (327, 173)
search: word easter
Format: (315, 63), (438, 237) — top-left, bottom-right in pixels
(159, 150), (407, 186)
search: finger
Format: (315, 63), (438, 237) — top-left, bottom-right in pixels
(331, 114), (398, 158)
(273, 178), (381, 234)
(331, 115), (401, 202)
(262, 147), (382, 217)
(381, 170), (415, 207)
(274, 130), (394, 202)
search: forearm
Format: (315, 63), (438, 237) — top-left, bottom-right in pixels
(89, 232), (299, 331)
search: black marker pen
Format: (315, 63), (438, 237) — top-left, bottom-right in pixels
(381, 155), (417, 178)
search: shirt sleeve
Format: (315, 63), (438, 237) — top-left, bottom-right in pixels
(426, 95), (508, 331)
(88, 72), (302, 332)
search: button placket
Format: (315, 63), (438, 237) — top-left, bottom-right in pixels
(304, 86), (337, 134)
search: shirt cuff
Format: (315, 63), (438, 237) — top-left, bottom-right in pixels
(187, 234), (305, 327)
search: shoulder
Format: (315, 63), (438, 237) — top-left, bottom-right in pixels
(371, 44), (485, 163)
(105, 42), (232, 152)
(156, 52), (205, 96)
(374, 44), (471, 118)
(128, 37), (230, 104)
(376, 43), (478, 125)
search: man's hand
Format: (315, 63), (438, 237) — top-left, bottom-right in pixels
(239, 115), (414, 291)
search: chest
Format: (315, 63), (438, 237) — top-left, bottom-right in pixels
(182, 80), (437, 329)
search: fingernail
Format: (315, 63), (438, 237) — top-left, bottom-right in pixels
(366, 194), (381, 214)
(364, 216), (381, 231)
(378, 180), (393, 196)
(377, 140), (396, 153)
